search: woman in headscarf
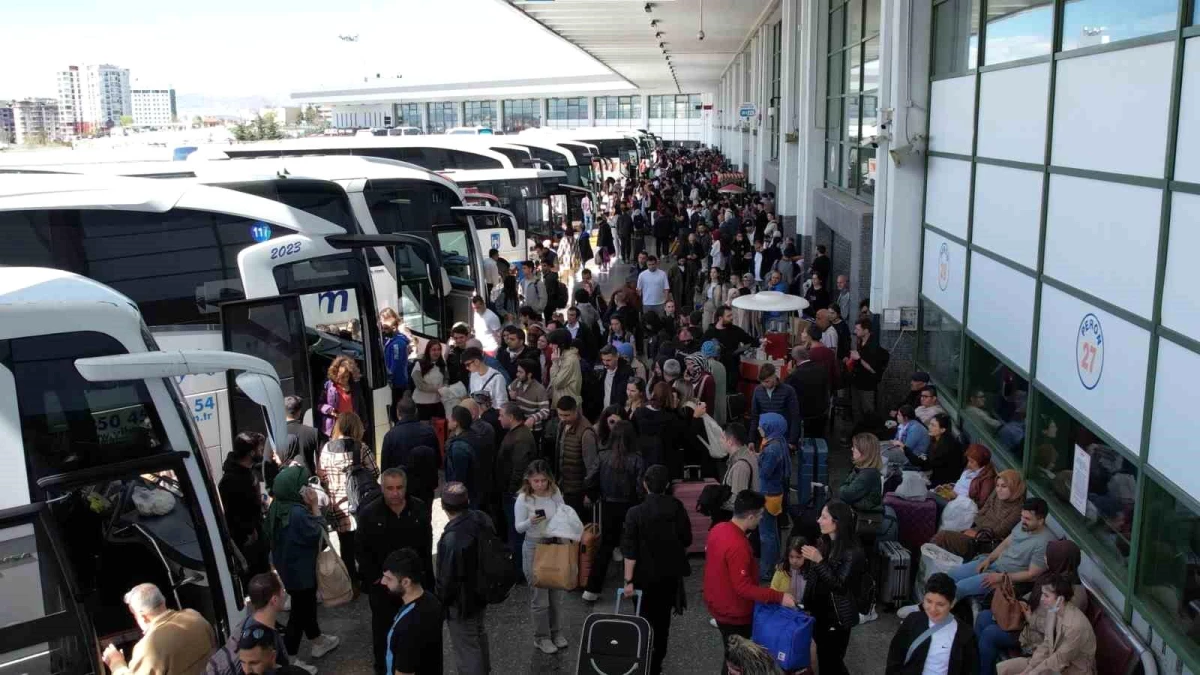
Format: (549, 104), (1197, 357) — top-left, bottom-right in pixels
(684, 352), (716, 413)
(268, 465), (340, 661)
(974, 539), (1086, 675)
(931, 469), (1026, 558)
(964, 444), (997, 508)
(615, 341), (647, 382)
(700, 340), (728, 425)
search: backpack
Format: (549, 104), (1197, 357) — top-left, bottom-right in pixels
(550, 279), (568, 309)
(340, 440), (380, 514)
(697, 458), (750, 516)
(474, 523), (518, 605)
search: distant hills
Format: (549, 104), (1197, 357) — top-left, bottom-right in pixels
(175, 92), (289, 118)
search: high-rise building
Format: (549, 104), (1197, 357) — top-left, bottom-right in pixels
(57, 64), (132, 135)
(131, 88), (177, 127)
(0, 104), (14, 144)
(56, 66), (83, 137)
(11, 98), (59, 144)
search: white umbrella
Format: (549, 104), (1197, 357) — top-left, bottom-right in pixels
(732, 291), (810, 313)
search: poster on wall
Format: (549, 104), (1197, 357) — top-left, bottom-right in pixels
(1070, 444), (1090, 516)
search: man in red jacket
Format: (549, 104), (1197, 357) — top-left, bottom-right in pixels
(704, 490), (797, 672)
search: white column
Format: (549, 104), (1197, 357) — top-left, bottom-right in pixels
(793, 0), (827, 242)
(777, 0), (801, 223)
(640, 94), (649, 133)
(871, 0), (931, 311)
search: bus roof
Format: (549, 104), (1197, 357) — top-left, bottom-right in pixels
(0, 173), (347, 236)
(0, 267), (139, 320)
(192, 134), (533, 155)
(439, 168), (568, 183)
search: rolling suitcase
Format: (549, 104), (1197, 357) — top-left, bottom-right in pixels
(877, 540), (912, 609)
(578, 589), (654, 675)
(671, 465), (716, 555)
(883, 494), (938, 554)
(795, 438), (829, 507)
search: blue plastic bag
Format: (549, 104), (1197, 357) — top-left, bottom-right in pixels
(751, 602), (815, 670)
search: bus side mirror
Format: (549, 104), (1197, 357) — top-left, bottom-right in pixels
(505, 216), (518, 248)
(235, 372), (287, 454)
(439, 267), (452, 295)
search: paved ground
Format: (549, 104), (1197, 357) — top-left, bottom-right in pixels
(284, 257), (903, 674)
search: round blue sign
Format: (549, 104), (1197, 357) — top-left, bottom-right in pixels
(250, 222), (273, 243)
(1076, 313), (1104, 390)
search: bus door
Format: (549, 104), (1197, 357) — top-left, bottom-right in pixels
(555, 184), (591, 234)
(453, 205), (522, 271)
(0, 502), (98, 673)
(432, 225), (483, 330)
(220, 295), (314, 443)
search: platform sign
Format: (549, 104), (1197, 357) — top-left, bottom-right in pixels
(739, 102), (758, 120)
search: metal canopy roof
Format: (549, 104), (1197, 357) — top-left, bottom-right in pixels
(503, 0), (773, 92)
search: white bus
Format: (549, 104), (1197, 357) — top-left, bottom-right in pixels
(440, 167), (587, 247)
(0, 267), (287, 671)
(190, 135), (535, 172)
(4, 156), (512, 342)
(0, 173), (400, 469)
(503, 137), (599, 191)
(520, 128), (645, 182)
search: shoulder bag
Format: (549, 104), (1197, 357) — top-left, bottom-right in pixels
(316, 528), (354, 607)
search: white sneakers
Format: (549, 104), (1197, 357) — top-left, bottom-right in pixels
(896, 604), (920, 619)
(552, 633), (569, 649)
(612, 549), (624, 562)
(709, 617), (718, 628)
(290, 658), (318, 674)
(581, 591), (600, 602)
(535, 637), (558, 654)
(309, 634), (340, 659)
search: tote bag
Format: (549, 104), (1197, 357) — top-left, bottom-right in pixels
(991, 573), (1025, 631)
(317, 529), (354, 607)
(751, 603), (815, 671)
(532, 540), (579, 591)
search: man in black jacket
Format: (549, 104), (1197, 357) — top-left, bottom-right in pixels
(355, 468), (434, 675)
(280, 396), (318, 473)
(616, 203), (634, 263)
(380, 397), (440, 506)
(849, 318), (889, 424)
(620, 464), (692, 675)
(496, 403), (537, 579)
(885, 572), (977, 675)
(586, 345), (633, 420)
(436, 483), (495, 675)
(497, 326), (538, 381)
(218, 432), (268, 582)
(786, 344), (831, 439)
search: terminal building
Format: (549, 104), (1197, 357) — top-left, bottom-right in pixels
(301, 1), (1198, 670)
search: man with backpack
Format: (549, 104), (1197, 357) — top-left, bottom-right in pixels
(436, 482), (513, 675)
(355, 468), (433, 675)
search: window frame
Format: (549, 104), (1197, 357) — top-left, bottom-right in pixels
(824, 0), (881, 201)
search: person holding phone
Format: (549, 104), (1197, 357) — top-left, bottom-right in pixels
(513, 460), (569, 655)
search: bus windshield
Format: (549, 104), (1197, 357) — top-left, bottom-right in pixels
(222, 179), (360, 234)
(454, 178), (550, 242)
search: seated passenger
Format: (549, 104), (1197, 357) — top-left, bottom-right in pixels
(996, 574), (1096, 675)
(934, 444), (996, 508)
(102, 583), (217, 675)
(932, 469), (1026, 559)
(904, 413), (963, 488)
(942, 498), (1054, 604)
(882, 404), (929, 466)
(976, 540), (1087, 675)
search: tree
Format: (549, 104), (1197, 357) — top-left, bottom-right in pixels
(302, 105), (321, 125)
(119, 115), (134, 127)
(231, 113), (285, 142)
(192, 115), (203, 128)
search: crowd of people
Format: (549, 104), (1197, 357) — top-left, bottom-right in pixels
(97, 143), (1097, 675)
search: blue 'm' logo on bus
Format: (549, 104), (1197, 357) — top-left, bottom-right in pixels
(251, 222), (273, 243)
(318, 290), (349, 313)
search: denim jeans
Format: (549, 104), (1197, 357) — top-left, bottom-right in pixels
(946, 555), (997, 600)
(522, 538), (563, 639)
(759, 508), (781, 583)
(975, 609), (1021, 675)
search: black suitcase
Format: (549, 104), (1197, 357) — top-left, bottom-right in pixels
(577, 589), (654, 675)
(726, 392), (747, 421)
(877, 540), (912, 609)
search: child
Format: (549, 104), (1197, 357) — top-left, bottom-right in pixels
(769, 535), (810, 602)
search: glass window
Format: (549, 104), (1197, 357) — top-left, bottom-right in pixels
(918, 298), (962, 401)
(435, 228), (475, 289)
(770, 21), (783, 160)
(962, 338), (1029, 461)
(426, 102), (457, 134)
(932, 0), (980, 76)
(1135, 477), (1200, 660)
(983, 0), (1054, 66)
(1030, 393), (1137, 575)
(7, 331), (171, 488)
(502, 99), (540, 133)
(1061, 0), (1177, 52)
(396, 103), (421, 128)
(463, 100), (497, 129)
(826, 0), (880, 199)
(394, 240), (442, 337)
(547, 97), (586, 122)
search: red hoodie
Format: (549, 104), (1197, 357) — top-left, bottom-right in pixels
(703, 521), (784, 625)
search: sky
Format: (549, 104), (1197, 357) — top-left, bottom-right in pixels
(0, 0), (611, 108)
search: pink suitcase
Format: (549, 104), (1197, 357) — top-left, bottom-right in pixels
(672, 465), (716, 555)
(883, 493), (938, 554)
